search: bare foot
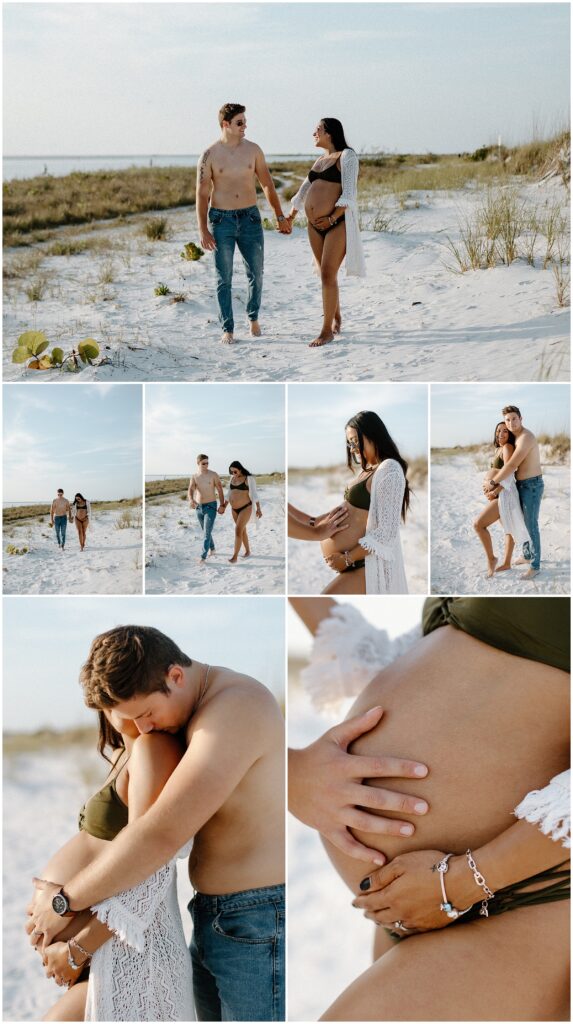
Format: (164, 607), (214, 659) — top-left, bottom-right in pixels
(486, 558), (498, 578)
(228, 556), (238, 563)
(221, 332), (235, 345)
(249, 321), (261, 337)
(513, 557), (529, 565)
(332, 313), (342, 335)
(521, 568), (540, 579)
(309, 331), (335, 348)
(197, 558), (207, 566)
(495, 562), (512, 572)
(208, 548), (215, 558)
(242, 551), (251, 558)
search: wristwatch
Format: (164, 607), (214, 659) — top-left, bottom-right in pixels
(277, 215), (286, 223)
(51, 887), (76, 917)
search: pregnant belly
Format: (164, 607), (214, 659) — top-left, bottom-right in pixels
(324, 625), (569, 893)
(229, 495), (251, 511)
(320, 508), (368, 559)
(304, 180), (342, 221)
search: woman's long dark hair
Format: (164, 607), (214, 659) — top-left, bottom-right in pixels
(229, 460), (251, 477)
(493, 422), (516, 448)
(321, 118), (352, 153)
(346, 410), (411, 521)
(72, 492), (86, 505)
(96, 710), (125, 764)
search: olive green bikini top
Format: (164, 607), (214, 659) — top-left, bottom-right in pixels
(422, 598), (570, 674)
(491, 454), (504, 470)
(78, 754), (129, 841)
(344, 471), (374, 511)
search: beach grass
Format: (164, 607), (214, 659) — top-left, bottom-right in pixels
(3, 496), (142, 525)
(3, 726), (97, 754)
(289, 459), (427, 486)
(432, 434), (570, 464)
(145, 473), (285, 501)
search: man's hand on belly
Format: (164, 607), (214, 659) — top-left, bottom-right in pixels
(288, 707), (429, 865)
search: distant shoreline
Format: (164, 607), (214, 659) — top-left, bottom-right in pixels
(3, 496), (142, 524)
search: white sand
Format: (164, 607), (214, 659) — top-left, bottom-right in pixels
(288, 471), (428, 594)
(3, 180), (569, 383)
(3, 743), (193, 1023)
(145, 483), (285, 594)
(3, 508), (142, 594)
(288, 688), (373, 1022)
(430, 452), (570, 594)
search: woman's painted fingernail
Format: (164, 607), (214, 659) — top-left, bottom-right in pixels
(414, 801), (428, 814)
(373, 855), (386, 866)
(359, 876), (371, 891)
(400, 824), (414, 836)
(414, 765), (428, 776)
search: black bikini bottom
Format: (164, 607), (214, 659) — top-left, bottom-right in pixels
(388, 862), (570, 942)
(346, 558), (365, 571)
(310, 214), (346, 238)
(233, 501), (252, 513)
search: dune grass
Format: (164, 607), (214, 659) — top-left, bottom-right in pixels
(3, 496), (141, 525)
(432, 433), (570, 464)
(289, 459), (427, 486)
(145, 473), (285, 502)
(4, 726), (97, 754)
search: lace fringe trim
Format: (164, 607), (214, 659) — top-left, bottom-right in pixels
(514, 771), (571, 847)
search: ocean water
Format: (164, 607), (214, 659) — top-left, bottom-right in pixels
(3, 153), (312, 181)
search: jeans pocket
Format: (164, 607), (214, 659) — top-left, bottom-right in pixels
(248, 210), (262, 225)
(212, 902), (277, 944)
(209, 211), (223, 225)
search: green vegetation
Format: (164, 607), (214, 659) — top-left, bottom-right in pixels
(6, 544), (29, 555)
(432, 433), (570, 464)
(3, 496), (141, 525)
(4, 166), (196, 247)
(145, 473), (285, 502)
(11, 331), (99, 371)
(114, 506), (143, 530)
(180, 241), (204, 261)
(154, 282), (171, 296)
(4, 727), (97, 755)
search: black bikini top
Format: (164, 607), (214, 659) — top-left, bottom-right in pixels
(230, 481), (249, 491)
(308, 162), (342, 184)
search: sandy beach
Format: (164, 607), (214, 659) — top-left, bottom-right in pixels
(288, 470), (428, 594)
(430, 450), (570, 594)
(3, 506), (142, 594)
(4, 179), (569, 383)
(3, 738), (193, 1023)
(288, 685), (374, 1021)
(145, 482), (285, 594)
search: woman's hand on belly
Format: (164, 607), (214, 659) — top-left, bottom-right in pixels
(289, 707), (429, 865)
(352, 848), (461, 933)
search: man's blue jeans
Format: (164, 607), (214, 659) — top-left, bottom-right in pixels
(196, 502), (217, 560)
(54, 515), (67, 546)
(516, 475), (544, 570)
(209, 206), (264, 333)
(189, 883), (285, 1021)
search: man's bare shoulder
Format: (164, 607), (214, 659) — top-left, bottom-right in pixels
(517, 428), (535, 445)
(190, 667), (282, 737)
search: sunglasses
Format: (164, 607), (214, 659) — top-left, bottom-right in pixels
(234, 120), (246, 127)
(346, 438), (360, 451)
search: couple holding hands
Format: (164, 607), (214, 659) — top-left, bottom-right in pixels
(188, 455), (261, 565)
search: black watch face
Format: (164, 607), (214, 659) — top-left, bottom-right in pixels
(52, 892), (69, 916)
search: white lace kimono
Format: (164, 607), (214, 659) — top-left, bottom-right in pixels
(290, 148), (366, 277)
(301, 603), (570, 847)
(85, 853), (194, 1021)
(497, 475), (530, 547)
(359, 460), (408, 594)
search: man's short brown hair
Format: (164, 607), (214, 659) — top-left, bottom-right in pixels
(197, 453), (208, 463)
(502, 405), (522, 418)
(218, 103), (245, 127)
(80, 625), (192, 708)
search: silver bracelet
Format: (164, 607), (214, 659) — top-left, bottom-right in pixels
(465, 849), (495, 917)
(67, 937), (91, 970)
(434, 854), (472, 919)
(343, 550), (355, 568)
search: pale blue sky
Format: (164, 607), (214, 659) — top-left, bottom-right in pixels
(3, 596), (285, 731)
(146, 384), (285, 476)
(288, 595), (425, 657)
(3, 384), (142, 501)
(3, 3), (569, 156)
(288, 383), (428, 467)
(431, 383), (570, 447)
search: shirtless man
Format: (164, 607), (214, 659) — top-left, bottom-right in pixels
(196, 103), (291, 345)
(28, 624), (285, 1021)
(188, 453), (225, 564)
(485, 405), (544, 578)
(49, 488), (72, 550)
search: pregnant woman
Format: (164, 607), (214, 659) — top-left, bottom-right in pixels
(316, 411), (410, 595)
(225, 460), (262, 563)
(289, 596), (570, 1021)
(473, 423), (531, 577)
(71, 493), (91, 552)
(287, 118), (366, 347)
(27, 712), (193, 1021)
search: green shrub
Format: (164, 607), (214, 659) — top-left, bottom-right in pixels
(145, 217), (170, 241)
(180, 242), (204, 261)
(154, 282), (171, 296)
